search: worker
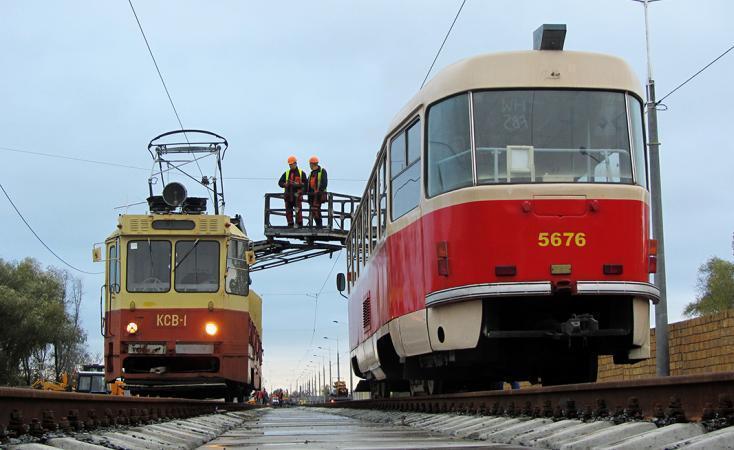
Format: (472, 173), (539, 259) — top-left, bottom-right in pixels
(278, 156), (307, 227)
(307, 155), (328, 228)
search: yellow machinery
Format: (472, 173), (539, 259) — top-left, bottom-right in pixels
(31, 373), (70, 391)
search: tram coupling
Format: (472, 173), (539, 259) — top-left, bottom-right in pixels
(560, 313), (599, 336)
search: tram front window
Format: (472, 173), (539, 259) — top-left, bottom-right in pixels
(127, 240), (171, 292)
(175, 240), (220, 293)
(472, 90), (641, 185)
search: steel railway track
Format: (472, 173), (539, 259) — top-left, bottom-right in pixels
(323, 372), (734, 424)
(0, 387), (254, 439)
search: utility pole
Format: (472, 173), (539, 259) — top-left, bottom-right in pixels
(336, 336), (341, 381)
(635, 0), (669, 376)
(321, 355), (331, 403)
(331, 320), (350, 394)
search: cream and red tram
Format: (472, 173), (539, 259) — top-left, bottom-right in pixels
(340, 31), (659, 393)
(97, 131), (262, 401)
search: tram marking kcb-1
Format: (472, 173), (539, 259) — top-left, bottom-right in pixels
(156, 313), (187, 327)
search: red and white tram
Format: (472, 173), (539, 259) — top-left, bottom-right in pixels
(338, 26), (659, 394)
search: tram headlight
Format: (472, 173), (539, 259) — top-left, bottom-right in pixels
(126, 322), (138, 334)
(205, 322), (218, 336)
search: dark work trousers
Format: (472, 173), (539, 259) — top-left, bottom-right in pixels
(285, 194), (303, 227)
(308, 192), (326, 227)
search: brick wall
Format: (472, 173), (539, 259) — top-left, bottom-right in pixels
(597, 309), (734, 381)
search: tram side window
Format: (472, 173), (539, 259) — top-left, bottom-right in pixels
(378, 155), (387, 237)
(355, 212), (363, 275)
(627, 94), (648, 188)
(175, 240), (220, 293)
(346, 232), (353, 287)
(126, 240), (171, 293)
(427, 94), (472, 197)
(391, 120), (422, 219)
(369, 179), (378, 250)
(362, 204), (370, 262)
(352, 214), (358, 277)
(108, 244), (120, 293)
(226, 239), (249, 296)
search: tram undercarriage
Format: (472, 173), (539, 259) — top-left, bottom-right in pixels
(355, 294), (651, 397)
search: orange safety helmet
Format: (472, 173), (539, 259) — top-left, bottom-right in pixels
(287, 155), (297, 164)
(309, 156), (319, 164)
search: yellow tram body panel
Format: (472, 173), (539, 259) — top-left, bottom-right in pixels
(99, 213), (263, 397)
(104, 213), (259, 330)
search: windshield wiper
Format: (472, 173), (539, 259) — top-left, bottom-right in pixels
(579, 147), (603, 163)
(174, 239), (200, 273)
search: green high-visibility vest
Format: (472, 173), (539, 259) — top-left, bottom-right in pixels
(312, 169), (323, 191)
(284, 168), (305, 191)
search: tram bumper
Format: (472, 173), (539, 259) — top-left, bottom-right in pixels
(425, 280), (656, 361)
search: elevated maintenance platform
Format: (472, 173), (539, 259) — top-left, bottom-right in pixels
(250, 192), (360, 272)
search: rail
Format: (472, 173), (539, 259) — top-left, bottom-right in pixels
(0, 387), (257, 437)
(320, 372), (734, 423)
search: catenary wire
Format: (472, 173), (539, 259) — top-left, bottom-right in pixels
(2, 145), (368, 182)
(0, 183), (103, 275)
(656, 43), (734, 105)
(0, 146), (148, 171)
(127, 0), (211, 204)
(127, 0), (185, 135)
(420, 0), (467, 89)
(293, 250), (343, 386)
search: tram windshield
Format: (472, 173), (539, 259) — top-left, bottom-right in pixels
(427, 90), (646, 197)
(126, 240), (171, 292)
(174, 240), (220, 293)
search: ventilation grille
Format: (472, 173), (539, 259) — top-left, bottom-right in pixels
(128, 218), (151, 233)
(198, 218), (219, 233)
(362, 297), (371, 330)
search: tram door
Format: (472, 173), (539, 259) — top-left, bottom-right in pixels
(104, 239), (121, 338)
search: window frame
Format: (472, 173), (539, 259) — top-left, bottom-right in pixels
(424, 92), (473, 199)
(378, 152), (387, 238)
(425, 88), (645, 198)
(369, 178), (378, 251)
(125, 239), (172, 293)
(362, 202), (370, 264)
(108, 240), (120, 294)
(390, 118), (422, 220)
(226, 238), (249, 296)
(626, 93), (649, 188)
(346, 229), (354, 289)
(173, 239), (221, 294)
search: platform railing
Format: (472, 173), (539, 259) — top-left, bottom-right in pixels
(263, 192), (361, 238)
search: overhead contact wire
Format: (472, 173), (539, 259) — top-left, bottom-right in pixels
(293, 250), (343, 386)
(420, 0), (467, 89)
(0, 183), (103, 275)
(656, 43), (734, 105)
(127, 0), (212, 205)
(1, 146), (367, 182)
(127, 0), (185, 134)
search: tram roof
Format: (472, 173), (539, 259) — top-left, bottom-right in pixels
(106, 214), (246, 240)
(388, 50), (644, 133)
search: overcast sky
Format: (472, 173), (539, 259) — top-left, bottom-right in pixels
(1, 0), (732, 392)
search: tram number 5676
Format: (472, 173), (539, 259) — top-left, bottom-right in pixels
(538, 232), (587, 248)
(156, 314), (187, 327)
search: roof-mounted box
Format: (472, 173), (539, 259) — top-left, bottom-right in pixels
(533, 24), (566, 51)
